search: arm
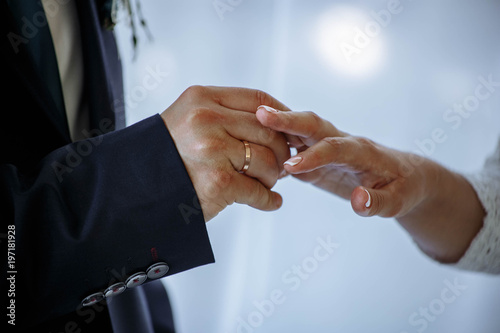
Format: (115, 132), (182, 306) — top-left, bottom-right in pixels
(391, 158), (484, 263)
(2, 86), (291, 328)
(256, 106), (486, 265)
(454, 141), (500, 273)
(1, 115), (215, 328)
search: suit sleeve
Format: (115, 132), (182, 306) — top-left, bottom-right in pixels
(1, 114), (215, 327)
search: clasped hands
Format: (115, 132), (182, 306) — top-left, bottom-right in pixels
(161, 85), (430, 222)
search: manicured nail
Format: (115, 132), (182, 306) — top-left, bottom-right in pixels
(258, 105), (278, 113)
(364, 189), (372, 208)
(284, 156), (302, 166)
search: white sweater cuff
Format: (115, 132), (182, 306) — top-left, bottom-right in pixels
(452, 171), (500, 274)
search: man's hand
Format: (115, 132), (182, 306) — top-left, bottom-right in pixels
(161, 86), (291, 222)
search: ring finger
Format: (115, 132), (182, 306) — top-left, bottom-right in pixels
(227, 138), (280, 189)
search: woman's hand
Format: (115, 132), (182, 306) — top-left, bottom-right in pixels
(256, 106), (484, 263)
(256, 105), (428, 218)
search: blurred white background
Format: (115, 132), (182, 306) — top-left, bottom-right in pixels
(115, 1), (500, 332)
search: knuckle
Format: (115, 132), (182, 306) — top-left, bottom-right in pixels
(253, 183), (272, 208)
(183, 85), (208, 100)
(322, 137), (343, 151)
(213, 169), (233, 188)
(205, 169), (233, 199)
(304, 110), (320, 122)
(304, 111), (322, 134)
(187, 106), (220, 126)
(356, 137), (377, 153)
(255, 89), (273, 108)
(192, 136), (226, 158)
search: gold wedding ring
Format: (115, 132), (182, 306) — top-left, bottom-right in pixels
(240, 140), (251, 174)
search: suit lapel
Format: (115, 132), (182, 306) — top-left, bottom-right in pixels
(75, 0), (125, 133)
(4, 0), (125, 145)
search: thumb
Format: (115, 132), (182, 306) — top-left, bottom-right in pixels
(351, 186), (402, 218)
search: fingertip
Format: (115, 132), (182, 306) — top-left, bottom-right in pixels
(351, 186), (371, 217)
(263, 191), (283, 211)
(283, 163), (299, 175)
(255, 106), (266, 118)
(274, 192), (283, 209)
(283, 155), (314, 175)
(257, 105), (279, 113)
(256, 107), (279, 127)
(283, 155), (303, 170)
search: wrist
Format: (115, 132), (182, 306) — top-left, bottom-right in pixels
(396, 155), (484, 263)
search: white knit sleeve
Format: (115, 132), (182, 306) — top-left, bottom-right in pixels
(453, 138), (500, 274)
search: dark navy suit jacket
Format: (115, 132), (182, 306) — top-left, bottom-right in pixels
(1, 1), (214, 332)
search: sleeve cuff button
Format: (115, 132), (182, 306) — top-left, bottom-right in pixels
(81, 292), (105, 307)
(104, 282), (127, 298)
(125, 272), (147, 288)
(146, 262), (170, 279)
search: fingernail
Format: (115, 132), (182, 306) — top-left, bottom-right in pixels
(258, 105), (278, 113)
(284, 156), (302, 166)
(364, 189), (372, 208)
